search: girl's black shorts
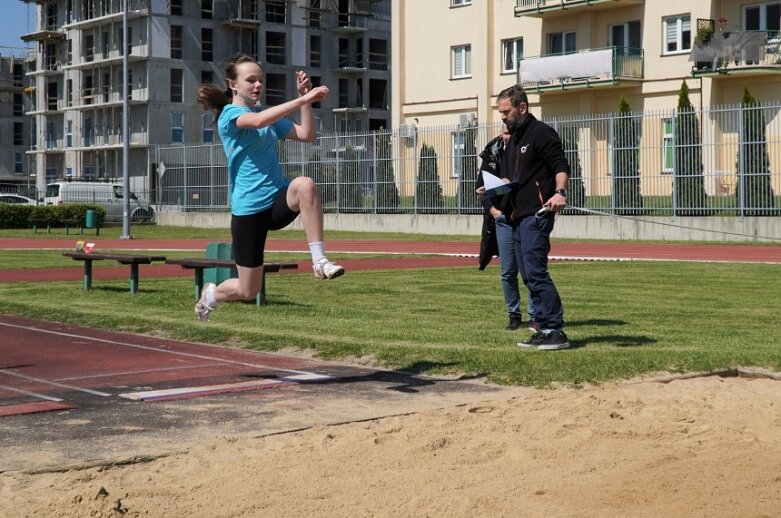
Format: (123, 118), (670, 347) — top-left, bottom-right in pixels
(231, 188), (299, 268)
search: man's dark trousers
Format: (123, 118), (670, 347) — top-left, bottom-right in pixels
(511, 212), (564, 331)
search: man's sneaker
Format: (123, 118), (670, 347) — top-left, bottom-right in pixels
(506, 313), (523, 331)
(536, 331), (571, 351)
(195, 283), (217, 322)
(517, 331), (546, 348)
(528, 320), (541, 333)
(313, 258), (345, 280)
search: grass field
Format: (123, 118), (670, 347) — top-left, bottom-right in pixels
(1, 256), (779, 387)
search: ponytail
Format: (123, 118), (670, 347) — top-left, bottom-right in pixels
(197, 83), (231, 114)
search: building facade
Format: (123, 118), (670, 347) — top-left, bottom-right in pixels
(20, 0), (391, 191)
(0, 47), (35, 190)
(392, 0), (780, 126)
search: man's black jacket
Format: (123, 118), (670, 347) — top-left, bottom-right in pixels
(498, 114), (570, 220)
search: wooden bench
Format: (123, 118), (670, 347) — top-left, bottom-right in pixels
(63, 252), (167, 294)
(165, 258), (299, 306)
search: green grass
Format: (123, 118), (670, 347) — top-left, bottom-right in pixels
(1, 260), (779, 387)
(0, 225), (479, 242)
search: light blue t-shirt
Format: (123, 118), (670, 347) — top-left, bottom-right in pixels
(218, 104), (294, 216)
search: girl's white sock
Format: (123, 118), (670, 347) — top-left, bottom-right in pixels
(308, 241), (325, 264)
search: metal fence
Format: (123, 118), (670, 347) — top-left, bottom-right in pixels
(40, 101), (775, 218)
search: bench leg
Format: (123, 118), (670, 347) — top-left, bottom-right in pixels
(83, 260), (93, 291)
(194, 268), (204, 300)
(256, 270), (266, 307)
(129, 263), (139, 294)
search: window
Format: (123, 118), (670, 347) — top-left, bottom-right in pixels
(202, 0), (213, 19)
(548, 32), (576, 55)
(171, 25), (182, 59)
(451, 0), (471, 6)
(170, 68), (183, 102)
(451, 44), (471, 78)
(14, 122), (24, 146)
(369, 38), (388, 70)
(46, 168), (58, 184)
(202, 28), (213, 61)
(15, 153), (23, 174)
(102, 72), (110, 102)
(310, 35), (321, 67)
(202, 113), (213, 143)
(339, 38), (351, 67)
(744, 2), (781, 31)
(452, 131), (465, 178)
(662, 118), (674, 173)
(663, 15), (691, 54)
(338, 78), (349, 107)
(66, 119), (73, 148)
(369, 79), (387, 110)
(170, 0), (182, 16)
(13, 93), (23, 116)
(201, 70), (214, 84)
(47, 81), (58, 110)
(46, 120), (56, 149)
(266, 0), (286, 23)
(67, 39), (72, 65)
(127, 69), (133, 100)
(265, 73), (286, 106)
(266, 31), (286, 65)
(102, 31), (109, 58)
(171, 112), (183, 143)
(502, 37), (523, 73)
(308, 0), (321, 28)
(67, 78), (73, 107)
(84, 116), (93, 147)
(85, 34), (94, 61)
(610, 21), (642, 50)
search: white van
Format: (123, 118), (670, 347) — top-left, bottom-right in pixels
(44, 181), (154, 222)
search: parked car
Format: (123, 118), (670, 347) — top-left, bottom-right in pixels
(0, 194), (38, 205)
(44, 181), (154, 222)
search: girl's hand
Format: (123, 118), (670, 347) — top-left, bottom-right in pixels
(296, 71), (312, 96)
(305, 85), (329, 103)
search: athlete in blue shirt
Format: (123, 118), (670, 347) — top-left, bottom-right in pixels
(194, 54), (344, 321)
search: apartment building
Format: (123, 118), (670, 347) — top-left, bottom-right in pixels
(0, 48), (35, 189)
(20, 0), (392, 190)
(392, 0), (780, 125)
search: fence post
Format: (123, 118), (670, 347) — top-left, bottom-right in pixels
(737, 102), (745, 219)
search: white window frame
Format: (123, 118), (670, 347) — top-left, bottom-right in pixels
(743, 2), (781, 31)
(171, 111), (183, 144)
(451, 44), (471, 79)
(662, 117), (674, 174)
(202, 113), (213, 143)
(502, 37), (523, 73)
(451, 0), (471, 6)
(547, 31), (577, 55)
(452, 130), (465, 178)
(663, 14), (692, 54)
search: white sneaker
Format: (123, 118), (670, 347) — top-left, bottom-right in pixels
(313, 258), (345, 280)
(195, 283), (217, 321)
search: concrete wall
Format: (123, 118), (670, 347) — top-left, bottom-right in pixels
(156, 212), (780, 243)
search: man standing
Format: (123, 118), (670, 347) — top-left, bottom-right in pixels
(496, 85), (571, 350)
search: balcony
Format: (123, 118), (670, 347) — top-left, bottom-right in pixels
(330, 13), (369, 35)
(21, 27), (66, 43)
(691, 30), (781, 77)
(515, 0), (644, 18)
(62, 0), (149, 30)
(518, 46), (643, 92)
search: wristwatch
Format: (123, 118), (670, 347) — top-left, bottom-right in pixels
(555, 188), (567, 198)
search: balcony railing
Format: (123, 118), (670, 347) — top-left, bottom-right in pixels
(515, 0), (644, 17)
(691, 30), (781, 76)
(518, 46), (643, 91)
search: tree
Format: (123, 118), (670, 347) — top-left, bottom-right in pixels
(339, 145), (365, 213)
(736, 87), (776, 216)
(416, 143), (444, 213)
(457, 125), (480, 214)
(305, 149), (337, 209)
(559, 125), (585, 214)
(674, 81), (707, 215)
(613, 96), (643, 214)
(375, 130), (400, 213)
